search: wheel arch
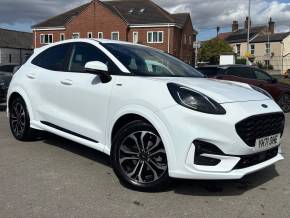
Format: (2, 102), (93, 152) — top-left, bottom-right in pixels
(106, 106), (176, 171)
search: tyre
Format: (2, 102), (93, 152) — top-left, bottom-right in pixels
(9, 96), (39, 141)
(278, 94), (290, 113)
(111, 120), (170, 191)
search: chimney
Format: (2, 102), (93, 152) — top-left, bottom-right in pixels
(268, 17), (275, 34)
(244, 16), (251, 29)
(232, 21), (239, 32)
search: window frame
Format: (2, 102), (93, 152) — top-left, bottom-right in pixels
(133, 32), (139, 44)
(111, 32), (120, 41)
(87, 32), (93, 38)
(250, 44), (255, 55)
(72, 32), (80, 39)
(98, 32), (104, 39)
(40, 34), (53, 44)
(60, 33), (65, 41)
(265, 42), (271, 54)
(147, 31), (164, 44)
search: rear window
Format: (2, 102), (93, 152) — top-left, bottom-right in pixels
(32, 44), (71, 71)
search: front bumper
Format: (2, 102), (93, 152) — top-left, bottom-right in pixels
(156, 99), (284, 180)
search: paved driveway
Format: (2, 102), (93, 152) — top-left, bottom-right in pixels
(0, 105), (289, 217)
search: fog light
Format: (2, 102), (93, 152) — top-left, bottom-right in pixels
(194, 140), (224, 166)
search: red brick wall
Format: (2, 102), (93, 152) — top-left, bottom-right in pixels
(33, 1), (195, 64)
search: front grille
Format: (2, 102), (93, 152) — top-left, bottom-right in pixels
(236, 113), (285, 147)
(234, 147), (279, 169)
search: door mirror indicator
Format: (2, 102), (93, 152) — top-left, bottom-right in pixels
(84, 61), (112, 83)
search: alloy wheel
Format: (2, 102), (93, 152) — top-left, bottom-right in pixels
(118, 131), (167, 184)
(10, 101), (26, 137)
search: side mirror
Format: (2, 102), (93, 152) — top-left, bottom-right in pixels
(84, 61), (112, 83)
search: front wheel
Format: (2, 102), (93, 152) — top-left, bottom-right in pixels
(111, 120), (170, 191)
(278, 94), (290, 113)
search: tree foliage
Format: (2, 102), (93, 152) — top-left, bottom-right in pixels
(199, 38), (234, 65)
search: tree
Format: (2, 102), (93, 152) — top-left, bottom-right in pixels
(199, 38), (233, 65)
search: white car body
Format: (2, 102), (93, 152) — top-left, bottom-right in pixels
(7, 39), (284, 181)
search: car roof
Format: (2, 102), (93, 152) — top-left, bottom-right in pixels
(199, 65), (254, 69)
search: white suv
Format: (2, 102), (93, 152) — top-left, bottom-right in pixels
(7, 39), (285, 191)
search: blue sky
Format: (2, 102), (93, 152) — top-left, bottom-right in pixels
(1, 0), (290, 41)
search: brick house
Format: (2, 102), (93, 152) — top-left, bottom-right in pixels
(32, 0), (197, 64)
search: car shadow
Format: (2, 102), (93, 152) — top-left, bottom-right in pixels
(0, 104), (6, 112)
(41, 133), (279, 196)
(42, 133), (111, 167)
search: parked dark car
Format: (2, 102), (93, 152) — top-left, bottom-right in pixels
(0, 64), (18, 103)
(198, 65), (290, 112)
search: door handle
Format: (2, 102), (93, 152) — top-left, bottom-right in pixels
(26, 73), (36, 79)
(60, 79), (73, 86)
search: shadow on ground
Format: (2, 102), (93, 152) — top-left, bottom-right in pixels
(41, 133), (279, 196)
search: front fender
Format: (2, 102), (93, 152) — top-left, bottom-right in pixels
(105, 104), (177, 172)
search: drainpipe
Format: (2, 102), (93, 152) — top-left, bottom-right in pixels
(167, 24), (170, 53)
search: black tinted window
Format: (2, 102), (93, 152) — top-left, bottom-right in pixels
(0, 65), (16, 73)
(227, 67), (255, 79)
(198, 67), (220, 77)
(253, 69), (272, 81)
(32, 44), (71, 71)
(68, 42), (119, 74)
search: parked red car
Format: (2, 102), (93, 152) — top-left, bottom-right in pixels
(198, 65), (290, 113)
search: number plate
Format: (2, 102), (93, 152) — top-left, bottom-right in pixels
(255, 134), (280, 150)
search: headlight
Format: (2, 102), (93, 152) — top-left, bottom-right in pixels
(250, 85), (273, 99)
(167, 83), (226, 115)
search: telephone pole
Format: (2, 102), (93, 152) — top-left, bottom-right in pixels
(247, 0), (251, 65)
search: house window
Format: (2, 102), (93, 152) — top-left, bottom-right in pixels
(250, 44), (255, 55)
(147, 31), (163, 43)
(98, 32), (104, 39)
(87, 32), (93, 38)
(236, 44), (241, 56)
(266, 43), (271, 54)
(133, 32), (139, 44)
(60, 33), (65, 41)
(40, 34), (53, 44)
(111, 32), (119, 40)
(72, 33), (80, 39)
(184, 35), (187, 44)
(188, 35), (192, 45)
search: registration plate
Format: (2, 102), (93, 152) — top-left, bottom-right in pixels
(255, 134), (280, 150)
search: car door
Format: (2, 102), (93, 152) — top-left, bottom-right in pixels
(28, 43), (72, 123)
(55, 42), (120, 145)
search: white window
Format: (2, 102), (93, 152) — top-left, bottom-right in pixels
(184, 35), (187, 44)
(111, 32), (119, 40)
(250, 44), (255, 55)
(188, 35), (192, 45)
(236, 44), (241, 57)
(147, 31), (163, 43)
(40, 34), (53, 44)
(98, 32), (104, 39)
(60, 33), (65, 41)
(266, 43), (271, 54)
(133, 32), (139, 44)
(72, 33), (80, 39)
(87, 32), (93, 38)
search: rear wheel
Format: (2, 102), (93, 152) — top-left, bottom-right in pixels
(111, 120), (170, 191)
(9, 96), (39, 141)
(278, 94), (290, 113)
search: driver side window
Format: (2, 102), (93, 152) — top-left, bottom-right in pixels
(68, 42), (120, 74)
